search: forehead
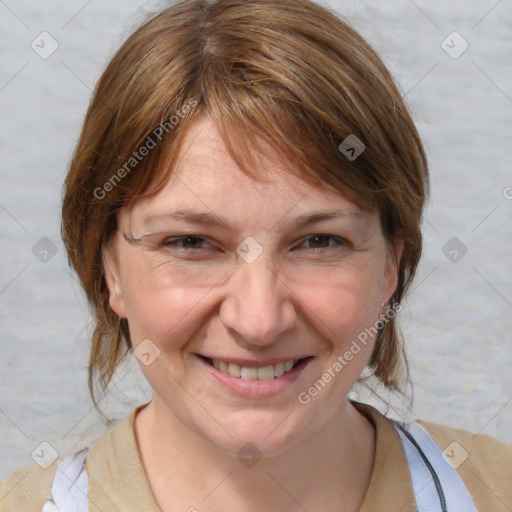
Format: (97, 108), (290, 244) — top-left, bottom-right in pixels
(169, 114), (318, 196)
(123, 115), (376, 230)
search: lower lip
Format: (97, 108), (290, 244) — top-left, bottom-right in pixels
(194, 355), (314, 398)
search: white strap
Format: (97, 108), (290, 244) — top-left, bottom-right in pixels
(41, 448), (89, 512)
(395, 421), (479, 512)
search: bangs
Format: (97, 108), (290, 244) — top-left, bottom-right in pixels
(115, 0), (405, 212)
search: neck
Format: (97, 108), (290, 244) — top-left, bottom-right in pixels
(135, 395), (375, 512)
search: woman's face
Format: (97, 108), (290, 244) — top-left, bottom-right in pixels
(104, 114), (401, 457)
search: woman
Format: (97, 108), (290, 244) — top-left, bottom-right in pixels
(1, 0), (510, 510)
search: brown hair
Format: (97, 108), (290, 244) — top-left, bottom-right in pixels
(61, 0), (429, 412)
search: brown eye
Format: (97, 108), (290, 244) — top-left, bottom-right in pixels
(163, 236), (209, 249)
(298, 234), (348, 249)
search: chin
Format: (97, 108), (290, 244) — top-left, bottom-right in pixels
(196, 409), (315, 461)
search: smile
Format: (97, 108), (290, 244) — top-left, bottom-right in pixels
(207, 357), (298, 380)
(195, 354), (315, 398)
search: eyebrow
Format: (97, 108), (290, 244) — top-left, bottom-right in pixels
(140, 208), (364, 230)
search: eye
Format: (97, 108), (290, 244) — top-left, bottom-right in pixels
(296, 234), (349, 250)
(162, 235), (211, 250)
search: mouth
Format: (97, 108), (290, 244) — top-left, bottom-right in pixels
(198, 355), (311, 380)
(194, 354), (314, 398)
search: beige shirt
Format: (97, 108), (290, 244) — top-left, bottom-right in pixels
(1, 401), (511, 511)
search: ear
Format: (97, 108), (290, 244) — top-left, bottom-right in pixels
(102, 238), (128, 319)
(381, 235), (404, 304)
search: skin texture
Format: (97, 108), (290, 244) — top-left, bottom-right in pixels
(103, 114), (403, 512)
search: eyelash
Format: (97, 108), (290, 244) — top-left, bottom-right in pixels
(162, 234), (350, 252)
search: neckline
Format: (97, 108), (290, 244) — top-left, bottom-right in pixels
(86, 400), (416, 511)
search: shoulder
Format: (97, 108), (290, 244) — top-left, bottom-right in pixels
(419, 418), (512, 470)
(419, 419), (512, 511)
(0, 405), (147, 512)
(0, 459), (59, 512)
(353, 401), (512, 510)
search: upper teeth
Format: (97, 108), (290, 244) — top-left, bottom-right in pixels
(212, 359), (297, 380)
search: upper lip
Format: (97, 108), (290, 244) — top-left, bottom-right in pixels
(196, 354), (313, 367)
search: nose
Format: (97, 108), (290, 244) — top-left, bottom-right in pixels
(219, 249), (297, 348)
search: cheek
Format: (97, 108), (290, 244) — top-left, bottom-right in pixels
(296, 261), (383, 348)
(120, 269), (209, 349)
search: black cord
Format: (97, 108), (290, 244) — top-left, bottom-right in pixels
(396, 422), (448, 512)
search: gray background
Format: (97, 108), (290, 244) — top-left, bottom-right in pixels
(1, 0), (511, 479)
